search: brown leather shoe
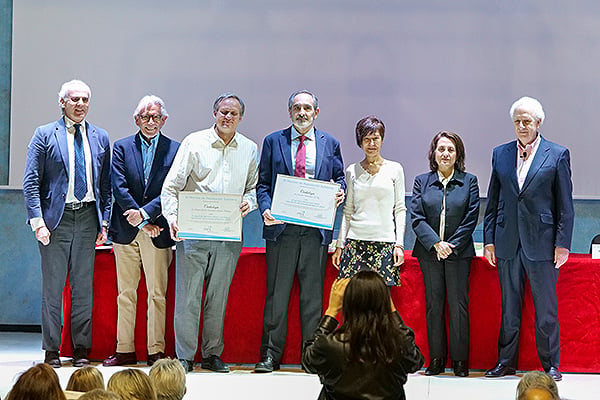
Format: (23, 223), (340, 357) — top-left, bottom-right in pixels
(147, 352), (165, 366)
(103, 352), (137, 367)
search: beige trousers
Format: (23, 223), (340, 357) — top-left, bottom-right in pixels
(113, 230), (172, 354)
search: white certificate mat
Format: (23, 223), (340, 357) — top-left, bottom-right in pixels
(177, 192), (242, 241)
(271, 174), (340, 230)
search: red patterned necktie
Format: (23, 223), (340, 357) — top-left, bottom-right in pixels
(294, 135), (306, 178)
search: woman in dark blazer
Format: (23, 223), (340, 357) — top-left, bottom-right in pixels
(410, 131), (479, 377)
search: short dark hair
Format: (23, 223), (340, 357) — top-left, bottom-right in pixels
(427, 131), (466, 172)
(355, 116), (385, 147)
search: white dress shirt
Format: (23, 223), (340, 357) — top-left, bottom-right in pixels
(161, 126), (259, 225)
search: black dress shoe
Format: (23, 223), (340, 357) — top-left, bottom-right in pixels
(147, 352), (165, 366)
(425, 358), (446, 375)
(201, 355), (230, 373)
(546, 367), (562, 381)
(72, 348), (90, 367)
(44, 351), (61, 368)
(452, 360), (469, 377)
(254, 356), (280, 373)
(103, 352), (137, 367)
(180, 359), (194, 373)
(485, 363), (516, 378)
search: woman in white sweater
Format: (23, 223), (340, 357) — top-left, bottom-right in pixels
(332, 116), (406, 286)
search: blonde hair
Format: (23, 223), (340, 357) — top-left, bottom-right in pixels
(67, 366), (105, 392)
(149, 359), (186, 400)
(516, 371), (560, 400)
(107, 369), (156, 400)
(78, 389), (121, 400)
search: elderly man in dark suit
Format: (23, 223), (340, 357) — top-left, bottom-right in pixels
(483, 96), (574, 381)
(254, 90), (346, 372)
(23, 79), (112, 368)
(103, 95), (179, 367)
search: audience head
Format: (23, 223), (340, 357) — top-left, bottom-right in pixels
(5, 363), (66, 400)
(338, 270), (406, 365)
(78, 389), (121, 400)
(107, 369), (156, 400)
(67, 366), (105, 392)
(149, 358), (187, 400)
(516, 371), (560, 400)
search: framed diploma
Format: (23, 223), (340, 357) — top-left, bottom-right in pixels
(271, 174), (340, 230)
(177, 192), (242, 241)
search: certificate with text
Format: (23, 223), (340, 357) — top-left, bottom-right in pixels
(271, 175), (340, 230)
(177, 192), (242, 241)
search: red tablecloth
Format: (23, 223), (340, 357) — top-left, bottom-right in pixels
(60, 250), (600, 372)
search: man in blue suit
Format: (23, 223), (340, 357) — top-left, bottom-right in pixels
(483, 96), (574, 381)
(255, 90), (346, 372)
(103, 95), (179, 368)
(23, 79), (111, 368)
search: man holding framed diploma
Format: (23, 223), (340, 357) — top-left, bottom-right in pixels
(254, 90), (346, 373)
(161, 93), (259, 373)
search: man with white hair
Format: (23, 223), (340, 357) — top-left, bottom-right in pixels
(483, 96), (574, 381)
(23, 79), (112, 368)
(103, 95), (180, 367)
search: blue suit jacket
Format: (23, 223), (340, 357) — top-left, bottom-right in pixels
(483, 136), (574, 261)
(108, 132), (180, 248)
(410, 170), (480, 260)
(257, 126), (346, 245)
(23, 118), (111, 231)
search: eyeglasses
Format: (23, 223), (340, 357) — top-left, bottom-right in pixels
(138, 114), (163, 123)
(68, 96), (89, 104)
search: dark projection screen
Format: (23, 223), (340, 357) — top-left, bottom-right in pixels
(10, 1), (600, 197)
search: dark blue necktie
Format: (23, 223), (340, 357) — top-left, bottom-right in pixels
(73, 124), (87, 201)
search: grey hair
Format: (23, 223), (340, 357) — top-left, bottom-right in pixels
(133, 95), (169, 118)
(213, 93), (245, 117)
(509, 96), (545, 125)
(58, 79), (91, 106)
(515, 371), (560, 400)
(288, 90), (318, 111)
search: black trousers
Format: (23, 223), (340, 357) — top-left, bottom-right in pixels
(39, 205), (98, 351)
(419, 257), (471, 361)
(496, 247), (560, 370)
(260, 224), (327, 361)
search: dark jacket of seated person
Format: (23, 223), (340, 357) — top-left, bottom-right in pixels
(302, 271), (424, 400)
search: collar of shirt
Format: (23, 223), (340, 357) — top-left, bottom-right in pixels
(210, 125), (238, 149)
(291, 125), (315, 142)
(437, 169), (454, 187)
(64, 116), (86, 134)
(517, 133), (541, 168)
(139, 131), (160, 148)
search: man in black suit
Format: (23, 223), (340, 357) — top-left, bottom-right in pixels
(103, 95), (179, 367)
(483, 96), (574, 381)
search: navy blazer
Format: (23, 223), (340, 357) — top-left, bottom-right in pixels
(410, 170), (480, 260)
(108, 132), (180, 249)
(483, 136), (574, 261)
(257, 126), (346, 245)
(23, 118), (111, 231)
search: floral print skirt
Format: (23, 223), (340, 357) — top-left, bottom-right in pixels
(338, 239), (400, 286)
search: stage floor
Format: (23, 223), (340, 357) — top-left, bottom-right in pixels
(1, 332), (598, 400)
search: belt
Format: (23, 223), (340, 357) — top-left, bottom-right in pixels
(64, 201), (95, 211)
